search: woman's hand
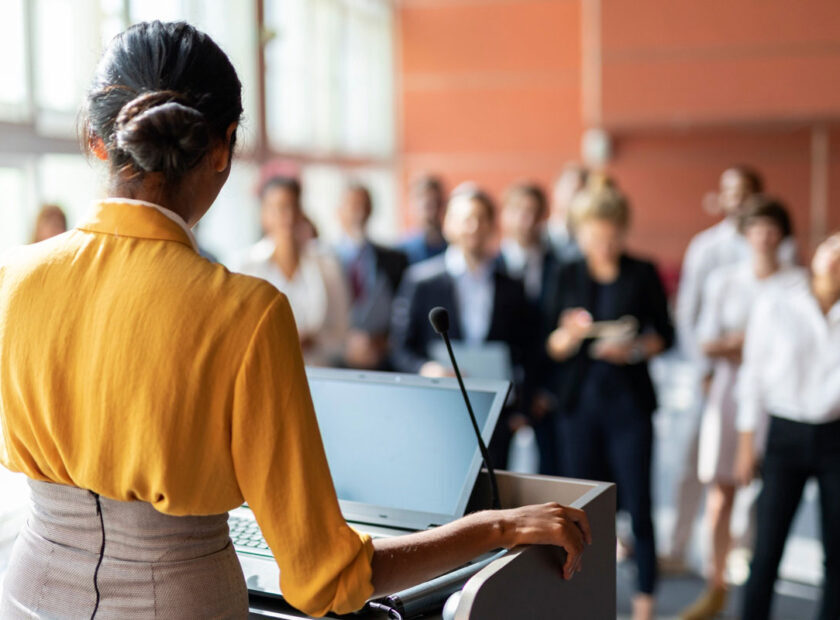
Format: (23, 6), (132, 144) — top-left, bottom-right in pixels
(735, 432), (757, 487)
(547, 309), (592, 361)
(499, 503), (592, 579)
(702, 331), (745, 364)
(370, 502), (592, 596)
(419, 360), (453, 378)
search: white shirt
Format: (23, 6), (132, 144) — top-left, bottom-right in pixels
(444, 246), (495, 345)
(501, 239), (544, 301)
(675, 217), (797, 366)
(99, 197), (199, 252)
(736, 271), (840, 431)
(232, 240), (350, 366)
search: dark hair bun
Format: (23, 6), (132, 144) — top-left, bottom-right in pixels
(114, 91), (210, 177)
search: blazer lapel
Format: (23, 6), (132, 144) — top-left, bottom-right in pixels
(487, 271), (506, 341)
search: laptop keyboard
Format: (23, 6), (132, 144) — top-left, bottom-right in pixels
(229, 515), (272, 555)
(229, 514), (389, 557)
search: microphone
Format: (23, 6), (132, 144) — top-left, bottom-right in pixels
(428, 307), (501, 510)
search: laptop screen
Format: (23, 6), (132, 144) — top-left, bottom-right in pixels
(306, 369), (508, 528)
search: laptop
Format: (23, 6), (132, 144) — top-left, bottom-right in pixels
(231, 367), (510, 599)
(427, 340), (514, 381)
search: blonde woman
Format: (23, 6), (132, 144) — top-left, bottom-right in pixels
(545, 177), (674, 620)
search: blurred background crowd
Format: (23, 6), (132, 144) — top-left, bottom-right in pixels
(2, 2), (840, 619)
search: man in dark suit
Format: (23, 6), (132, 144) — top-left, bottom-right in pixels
(391, 184), (531, 468)
(336, 183), (409, 370)
(495, 182), (562, 475)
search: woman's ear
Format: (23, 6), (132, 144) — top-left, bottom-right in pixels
(89, 134), (108, 161)
(213, 122), (239, 173)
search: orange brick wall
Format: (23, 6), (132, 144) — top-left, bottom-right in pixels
(398, 0), (583, 220)
(397, 0), (840, 270)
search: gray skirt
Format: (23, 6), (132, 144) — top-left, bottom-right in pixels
(0, 480), (248, 619)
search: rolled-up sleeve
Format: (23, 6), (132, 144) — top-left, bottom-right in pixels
(231, 294), (374, 616)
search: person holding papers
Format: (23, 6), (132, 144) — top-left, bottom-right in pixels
(545, 176), (673, 620)
(0, 21), (591, 619)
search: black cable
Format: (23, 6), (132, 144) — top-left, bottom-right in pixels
(89, 491), (106, 620)
(367, 600), (404, 619)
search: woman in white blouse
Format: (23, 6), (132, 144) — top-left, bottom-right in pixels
(681, 197), (801, 619)
(735, 231), (840, 620)
(234, 176), (349, 366)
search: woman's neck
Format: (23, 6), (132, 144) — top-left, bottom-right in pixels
(812, 274), (840, 315)
(753, 251), (779, 279)
(108, 178), (195, 225)
(587, 256), (620, 283)
(272, 235), (301, 280)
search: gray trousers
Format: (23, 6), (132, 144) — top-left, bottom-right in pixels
(1, 480), (247, 619)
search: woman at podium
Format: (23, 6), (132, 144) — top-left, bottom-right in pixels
(0, 21), (590, 618)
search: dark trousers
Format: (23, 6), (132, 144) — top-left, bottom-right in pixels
(742, 416), (840, 620)
(534, 411), (560, 476)
(558, 394), (657, 594)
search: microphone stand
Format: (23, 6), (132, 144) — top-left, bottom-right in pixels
(439, 330), (501, 511)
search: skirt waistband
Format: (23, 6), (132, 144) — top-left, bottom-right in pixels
(26, 480), (230, 563)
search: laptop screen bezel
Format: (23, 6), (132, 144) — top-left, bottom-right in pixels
(304, 367), (510, 531)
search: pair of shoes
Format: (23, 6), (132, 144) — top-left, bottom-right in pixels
(658, 554), (691, 576)
(679, 586), (727, 620)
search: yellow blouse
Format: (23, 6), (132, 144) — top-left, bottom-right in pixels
(0, 199), (373, 617)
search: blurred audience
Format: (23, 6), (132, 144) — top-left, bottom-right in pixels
(680, 197), (801, 620)
(335, 183), (408, 370)
(390, 183), (531, 468)
(398, 174), (448, 265)
(234, 176), (349, 366)
(31, 204), (67, 243)
(496, 181), (561, 475)
(735, 232), (840, 620)
(545, 176), (673, 620)
(546, 163), (587, 262)
(216, 158), (832, 617)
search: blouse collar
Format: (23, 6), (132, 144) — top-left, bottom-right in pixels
(78, 198), (199, 253)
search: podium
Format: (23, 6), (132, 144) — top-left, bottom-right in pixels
(248, 471), (616, 619)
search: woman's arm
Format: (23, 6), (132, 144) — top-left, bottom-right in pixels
(697, 270), (743, 363)
(701, 332), (744, 363)
(370, 503), (592, 597)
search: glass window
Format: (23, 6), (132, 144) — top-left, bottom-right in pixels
(264, 0), (394, 157)
(37, 154), (104, 229)
(127, 0), (260, 150)
(0, 165), (35, 252)
(33, 0), (113, 136)
(0, 0), (28, 121)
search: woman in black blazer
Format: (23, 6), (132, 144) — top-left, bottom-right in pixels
(545, 178), (674, 620)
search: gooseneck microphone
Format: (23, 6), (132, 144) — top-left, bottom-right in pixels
(428, 307), (500, 510)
